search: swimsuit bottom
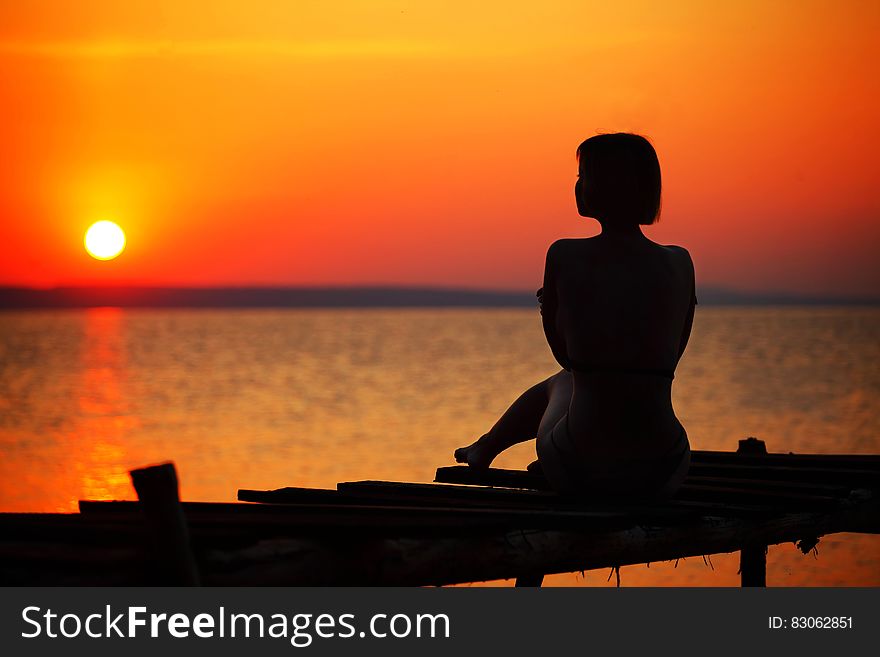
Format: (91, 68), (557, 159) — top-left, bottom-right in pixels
(538, 416), (691, 501)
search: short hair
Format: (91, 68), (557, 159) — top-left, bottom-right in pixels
(576, 133), (662, 225)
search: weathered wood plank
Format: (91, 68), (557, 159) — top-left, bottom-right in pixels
(686, 463), (880, 486)
(435, 466), (549, 489)
(683, 475), (848, 494)
(0, 512), (146, 543)
(238, 487), (344, 505)
(241, 472), (850, 509)
(336, 481), (706, 521)
(693, 450), (880, 468)
(235, 484), (792, 522)
(435, 463), (880, 489)
(242, 483), (557, 507)
(338, 479), (840, 510)
(236, 485), (803, 517)
(674, 484), (840, 508)
(79, 500), (677, 532)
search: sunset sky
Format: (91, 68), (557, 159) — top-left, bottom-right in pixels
(1, 1), (878, 295)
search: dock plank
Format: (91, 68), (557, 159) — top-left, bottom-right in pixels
(238, 484), (778, 518)
(77, 500), (679, 533)
(434, 463), (880, 490)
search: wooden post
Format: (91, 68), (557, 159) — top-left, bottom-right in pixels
(740, 544), (767, 587)
(737, 437), (767, 587)
(514, 574), (545, 587)
(130, 462), (200, 586)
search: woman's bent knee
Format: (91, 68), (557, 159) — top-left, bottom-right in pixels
(546, 369), (572, 395)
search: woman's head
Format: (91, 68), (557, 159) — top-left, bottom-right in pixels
(575, 133), (662, 226)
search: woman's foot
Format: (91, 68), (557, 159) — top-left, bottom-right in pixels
(454, 433), (497, 469)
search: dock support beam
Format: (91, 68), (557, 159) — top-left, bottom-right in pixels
(740, 544), (767, 587)
(514, 574), (545, 587)
(737, 437), (768, 587)
(130, 462), (200, 586)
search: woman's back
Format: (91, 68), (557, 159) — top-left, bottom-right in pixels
(551, 235), (695, 373)
(543, 233), (696, 463)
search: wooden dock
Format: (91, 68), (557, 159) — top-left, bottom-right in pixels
(2, 438), (878, 586)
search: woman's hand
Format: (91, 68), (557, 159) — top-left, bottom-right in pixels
(536, 287), (544, 315)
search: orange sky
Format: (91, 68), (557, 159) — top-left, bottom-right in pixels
(1, 1), (878, 295)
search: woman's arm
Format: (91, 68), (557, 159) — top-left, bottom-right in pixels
(541, 241), (571, 370)
(676, 251), (697, 363)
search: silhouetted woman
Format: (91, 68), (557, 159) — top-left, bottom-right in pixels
(455, 133), (696, 499)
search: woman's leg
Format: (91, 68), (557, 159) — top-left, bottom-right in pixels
(535, 370), (576, 489)
(536, 370), (573, 443)
(455, 370), (567, 469)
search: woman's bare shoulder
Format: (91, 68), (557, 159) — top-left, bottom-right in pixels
(659, 243), (694, 267)
(659, 242), (691, 255)
(546, 237), (596, 260)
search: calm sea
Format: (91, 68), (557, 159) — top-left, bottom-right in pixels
(1, 307), (878, 586)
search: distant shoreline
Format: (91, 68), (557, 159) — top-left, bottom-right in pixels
(1, 286), (877, 309)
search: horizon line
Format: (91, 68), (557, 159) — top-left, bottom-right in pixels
(0, 284), (878, 309)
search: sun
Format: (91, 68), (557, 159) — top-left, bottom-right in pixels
(84, 221), (126, 260)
